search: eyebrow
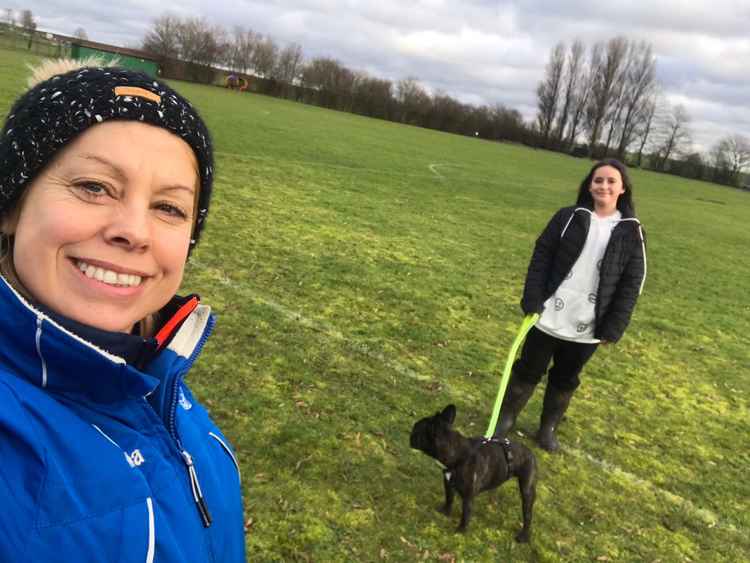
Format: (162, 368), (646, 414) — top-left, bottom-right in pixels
(78, 153), (127, 183)
(77, 153), (196, 197)
(156, 184), (197, 198)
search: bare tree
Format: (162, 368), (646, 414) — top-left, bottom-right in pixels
(602, 40), (633, 155)
(585, 37), (628, 154)
(565, 45), (597, 149)
(252, 35), (279, 78)
(177, 17), (226, 67)
(19, 9), (36, 31)
(225, 26), (257, 74)
(395, 77), (430, 125)
(713, 134), (750, 185)
(535, 42), (565, 144)
(73, 27), (88, 40)
(490, 103), (526, 143)
(351, 72), (392, 118)
(634, 93), (659, 167)
(4, 8), (14, 26)
(614, 41), (657, 158)
(709, 141), (733, 184)
(275, 42), (304, 84)
(301, 57), (338, 90)
(301, 57), (356, 109)
(429, 91), (466, 134)
(554, 39), (584, 145)
(673, 151), (706, 179)
(142, 14), (181, 59)
(654, 104), (691, 170)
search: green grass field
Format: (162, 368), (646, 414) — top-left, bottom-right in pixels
(2, 50), (748, 562)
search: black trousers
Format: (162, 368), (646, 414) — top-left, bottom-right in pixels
(513, 327), (598, 392)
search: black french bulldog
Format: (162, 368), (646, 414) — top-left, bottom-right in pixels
(409, 404), (537, 542)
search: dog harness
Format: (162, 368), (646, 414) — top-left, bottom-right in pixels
(483, 437), (515, 479)
(442, 437), (515, 483)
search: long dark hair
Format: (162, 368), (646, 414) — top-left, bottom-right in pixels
(575, 158), (636, 215)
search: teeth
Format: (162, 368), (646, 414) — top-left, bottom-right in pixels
(76, 260), (143, 287)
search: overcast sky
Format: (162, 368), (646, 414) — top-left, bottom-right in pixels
(11, 1), (750, 151)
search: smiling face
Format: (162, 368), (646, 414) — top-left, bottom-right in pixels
(1, 121), (199, 333)
(588, 165), (625, 215)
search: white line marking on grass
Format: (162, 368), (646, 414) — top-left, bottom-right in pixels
(563, 446), (740, 535)
(188, 258), (432, 383)
(194, 263), (744, 538)
(216, 150), (457, 182)
(218, 150), (413, 177)
(428, 163), (446, 179)
(251, 293), (431, 383)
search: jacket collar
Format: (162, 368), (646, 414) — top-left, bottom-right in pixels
(0, 275), (213, 403)
(574, 202), (638, 220)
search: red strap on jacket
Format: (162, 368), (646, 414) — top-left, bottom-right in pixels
(155, 296), (200, 349)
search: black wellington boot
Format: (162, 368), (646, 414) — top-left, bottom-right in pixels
(493, 376), (537, 439)
(536, 385), (575, 452)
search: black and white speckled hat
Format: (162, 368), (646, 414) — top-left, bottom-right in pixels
(0, 65), (213, 250)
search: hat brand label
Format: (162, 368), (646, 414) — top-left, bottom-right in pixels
(113, 86), (161, 104)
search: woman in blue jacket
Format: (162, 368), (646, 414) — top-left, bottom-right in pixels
(495, 159), (646, 452)
(0, 60), (245, 561)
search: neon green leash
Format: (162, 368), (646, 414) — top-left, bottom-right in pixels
(484, 313), (539, 439)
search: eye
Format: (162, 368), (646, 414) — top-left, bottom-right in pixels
(74, 181), (111, 199)
(155, 202), (188, 219)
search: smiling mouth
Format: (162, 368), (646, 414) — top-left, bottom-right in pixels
(74, 259), (144, 288)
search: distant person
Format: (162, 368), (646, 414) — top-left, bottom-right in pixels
(495, 159), (646, 452)
(0, 59), (245, 560)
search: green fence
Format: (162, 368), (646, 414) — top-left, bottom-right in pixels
(71, 44), (158, 76)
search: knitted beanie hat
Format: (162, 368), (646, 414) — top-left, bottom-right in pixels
(0, 64), (213, 250)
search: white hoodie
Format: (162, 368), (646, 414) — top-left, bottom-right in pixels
(536, 209), (621, 343)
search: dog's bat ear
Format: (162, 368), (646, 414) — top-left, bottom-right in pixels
(440, 404), (456, 425)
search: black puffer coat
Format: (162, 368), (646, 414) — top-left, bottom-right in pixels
(521, 205), (646, 343)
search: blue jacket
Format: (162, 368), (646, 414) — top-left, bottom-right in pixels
(0, 276), (245, 562)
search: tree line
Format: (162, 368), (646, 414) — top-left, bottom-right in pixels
(139, 16), (748, 189)
(141, 14), (530, 145)
(11, 10), (739, 189)
(535, 37), (749, 188)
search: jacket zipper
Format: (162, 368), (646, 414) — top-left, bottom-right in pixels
(181, 450), (212, 527)
(594, 221), (626, 330)
(163, 311), (217, 528)
(557, 209), (589, 287)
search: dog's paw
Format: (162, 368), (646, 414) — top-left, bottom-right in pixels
(515, 529), (530, 543)
(455, 524), (467, 534)
(437, 504), (452, 516)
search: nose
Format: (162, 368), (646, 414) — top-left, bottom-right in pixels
(102, 200), (151, 251)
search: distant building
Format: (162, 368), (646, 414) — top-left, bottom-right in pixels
(69, 38), (159, 77)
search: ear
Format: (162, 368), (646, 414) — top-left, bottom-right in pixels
(439, 404), (456, 425)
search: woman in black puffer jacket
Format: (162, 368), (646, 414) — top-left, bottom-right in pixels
(495, 159), (646, 452)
